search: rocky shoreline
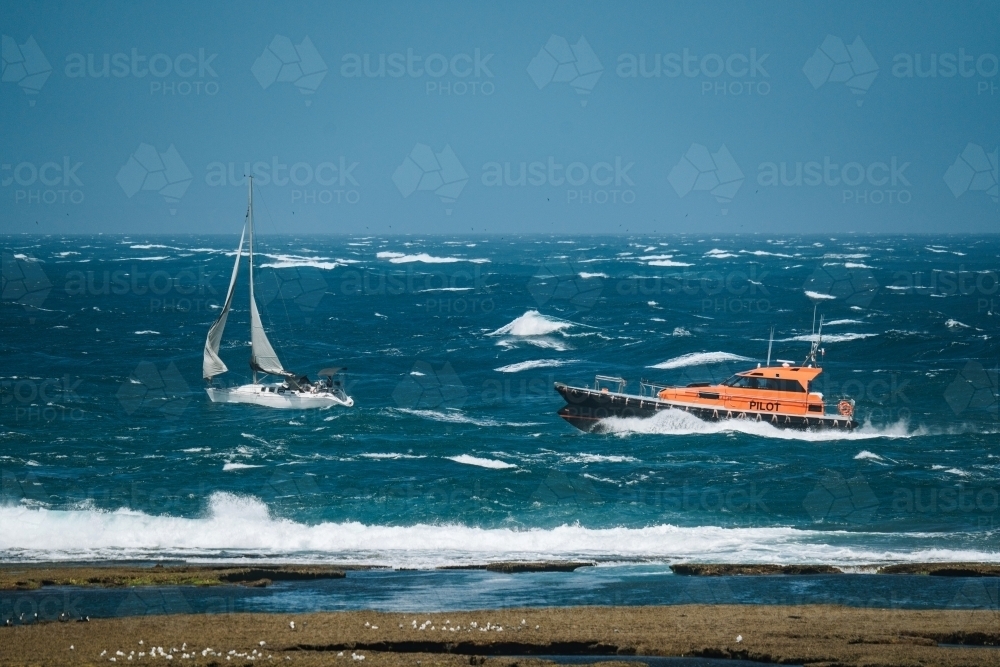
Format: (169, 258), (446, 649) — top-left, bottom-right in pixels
(0, 564), (348, 591)
(6, 561), (1000, 591)
(2, 605), (999, 666)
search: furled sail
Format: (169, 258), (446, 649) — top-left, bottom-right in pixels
(247, 180), (287, 376)
(202, 225), (246, 380)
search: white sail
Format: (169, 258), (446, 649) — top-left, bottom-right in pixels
(203, 225), (246, 380)
(249, 293), (286, 374)
(247, 179), (287, 376)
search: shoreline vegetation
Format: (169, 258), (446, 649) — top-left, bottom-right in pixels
(2, 606), (999, 666)
(4, 562), (1000, 591)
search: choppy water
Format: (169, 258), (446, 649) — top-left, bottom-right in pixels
(1, 234), (998, 566)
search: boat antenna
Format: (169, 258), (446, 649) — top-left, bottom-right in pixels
(805, 311), (824, 367)
(766, 325), (774, 367)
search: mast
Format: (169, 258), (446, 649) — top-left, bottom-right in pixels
(805, 312), (824, 367)
(245, 175), (288, 381)
(766, 325), (774, 367)
(248, 176), (257, 385)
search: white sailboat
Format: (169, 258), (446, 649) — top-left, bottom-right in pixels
(203, 177), (354, 409)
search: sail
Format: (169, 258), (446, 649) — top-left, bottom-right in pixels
(203, 225), (246, 380)
(247, 179), (287, 376)
(249, 292), (286, 374)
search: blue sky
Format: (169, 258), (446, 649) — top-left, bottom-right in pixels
(1, 0), (997, 234)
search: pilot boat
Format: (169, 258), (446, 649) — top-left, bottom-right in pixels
(554, 320), (857, 431)
(202, 177), (354, 409)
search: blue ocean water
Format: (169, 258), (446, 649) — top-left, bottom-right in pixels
(1, 234), (998, 566)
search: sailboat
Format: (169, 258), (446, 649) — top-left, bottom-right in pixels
(202, 177), (354, 409)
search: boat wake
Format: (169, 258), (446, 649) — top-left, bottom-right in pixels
(595, 408), (926, 441)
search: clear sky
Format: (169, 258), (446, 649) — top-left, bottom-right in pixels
(1, 0), (998, 234)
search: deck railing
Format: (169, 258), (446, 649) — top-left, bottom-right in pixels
(593, 375), (627, 393)
(638, 380), (668, 398)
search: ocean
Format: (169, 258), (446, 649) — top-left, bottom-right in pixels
(1, 234), (998, 567)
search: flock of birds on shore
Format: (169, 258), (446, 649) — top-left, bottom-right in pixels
(4, 612), (90, 626)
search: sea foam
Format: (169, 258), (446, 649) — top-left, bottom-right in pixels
(1, 492), (995, 567)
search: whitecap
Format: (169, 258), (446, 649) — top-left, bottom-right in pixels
(489, 310), (574, 337)
(740, 250), (794, 258)
(223, 463), (263, 471)
(648, 351), (752, 370)
(648, 260), (693, 267)
(446, 455), (516, 470)
(495, 359), (573, 373)
(563, 454), (638, 463)
(258, 253), (349, 270)
(782, 333), (876, 343)
(377, 251), (489, 264)
(359, 453), (427, 460)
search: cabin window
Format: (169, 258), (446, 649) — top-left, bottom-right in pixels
(724, 376), (804, 392)
(808, 404), (823, 412)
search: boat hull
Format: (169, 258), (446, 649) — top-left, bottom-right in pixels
(555, 382), (857, 432)
(206, 384), (353, 409)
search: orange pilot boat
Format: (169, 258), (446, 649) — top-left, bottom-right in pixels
(554, 319), (858, 432)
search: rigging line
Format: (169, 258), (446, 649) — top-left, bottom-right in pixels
(251, 179), (296, 356)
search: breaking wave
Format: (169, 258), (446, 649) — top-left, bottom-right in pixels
(1, 493), (995, 566)
(648, 352), (753, 370)
(489, 310), (575, 337)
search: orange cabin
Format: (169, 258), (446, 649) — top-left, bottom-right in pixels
(657, 366), (826, 416)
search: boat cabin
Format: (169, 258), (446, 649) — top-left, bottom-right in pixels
(657, 365), (826, 416)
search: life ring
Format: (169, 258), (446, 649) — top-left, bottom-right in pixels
(838, 400), (854, 417)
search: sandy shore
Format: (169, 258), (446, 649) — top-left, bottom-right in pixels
(2, 605), (999, 666)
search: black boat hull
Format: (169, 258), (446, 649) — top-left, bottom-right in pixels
(554, 382), (858, 432)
